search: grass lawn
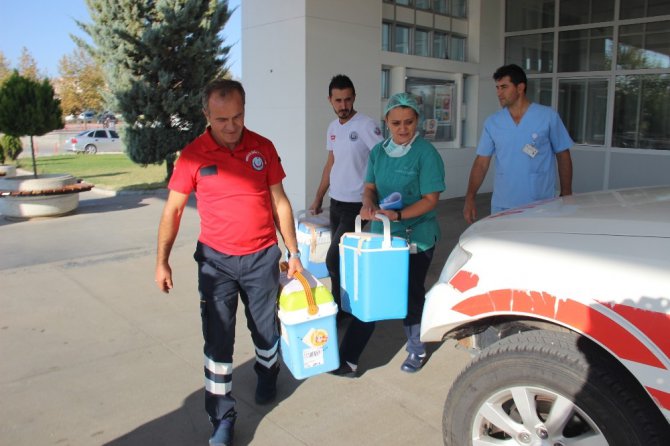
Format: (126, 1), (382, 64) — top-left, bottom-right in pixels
(17, 154), (168, 191)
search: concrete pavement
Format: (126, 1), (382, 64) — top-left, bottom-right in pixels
(0, 188), (490, 445)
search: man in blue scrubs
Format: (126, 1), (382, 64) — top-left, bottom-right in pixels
(464, 64), (573, 223)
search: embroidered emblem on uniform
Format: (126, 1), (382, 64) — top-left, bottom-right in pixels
(374, 127), (381, 135)
(246, 150), (266, 171)
(330, 134), (336, 141)
(350, 131), (359, 141)
(251, 156), (265, 170)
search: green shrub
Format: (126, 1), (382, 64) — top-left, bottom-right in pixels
(0, 134), (22, 162)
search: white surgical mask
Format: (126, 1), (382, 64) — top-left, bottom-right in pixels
(382, 132), (418, 158)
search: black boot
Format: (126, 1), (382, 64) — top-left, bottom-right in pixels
(254, 362), (279, 405)
(209, 410), (236, 446)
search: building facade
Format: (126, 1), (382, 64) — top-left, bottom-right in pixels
(242, 0), (670, 210)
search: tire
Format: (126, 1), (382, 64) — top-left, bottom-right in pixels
(443, 330), (669, 446)
(84, 144), (97, 154)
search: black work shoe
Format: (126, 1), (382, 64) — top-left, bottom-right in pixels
(400, 353), (426, 373)
(209, 412), (236, 446)
(254, 364), (279, 405)
(328, 361), (358, 378)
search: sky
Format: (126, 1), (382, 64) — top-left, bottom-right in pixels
(0, 0), (242, 79)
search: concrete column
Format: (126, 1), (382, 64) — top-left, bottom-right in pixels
(389, 66), (407, 96)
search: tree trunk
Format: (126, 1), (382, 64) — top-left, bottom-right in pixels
(30, 135), (37, 178)
(165, 159), (174, 183)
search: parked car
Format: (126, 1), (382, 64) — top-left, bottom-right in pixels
(64, 114), (77, 123)
(78, 110), (96, 122)
(421, 186), (670, 446)
(68, 129), (122, 154)
(97, 111), (118, 126)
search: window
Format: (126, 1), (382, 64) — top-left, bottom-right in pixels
(558, 27), (612, 72)
(620, 0), (670, 20)
(506, 33), (554, 73)
(506, 0), (555, 32)
(505, 0), (670, 150)
(407, 77), (459, 144)
(559, 0), (614, 26)
(395, 25), (411, 54)
(415, 29), (431, 57)
(434, 0), (448, 15)
(382, 22), (391, 51)
(613, 74), (670, 150)
(618, 21), (670, 70)
(526, 78), (553, 106)
(433, 32), (448, 59)
(382, 3), (467, 60)
(450, 35), (466, 61)
(452, 0), (467, 18)
(382, 69), (390, 99)
(558, 79), (608, 145)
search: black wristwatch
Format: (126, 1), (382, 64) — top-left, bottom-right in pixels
(395, 211), (402, 221)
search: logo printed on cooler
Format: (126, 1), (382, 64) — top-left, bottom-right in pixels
(349, 131), (359, 141)
(303, 328), (329, 347)
(245, 150), (266, 171)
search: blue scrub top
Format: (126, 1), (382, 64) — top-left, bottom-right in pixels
(477, 103), (573, 210)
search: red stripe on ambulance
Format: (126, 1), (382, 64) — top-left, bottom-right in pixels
(452, 289), (665, 370)
(449, 270), (479, 293)
(646, 387), (670, 412)
(600, 302), (670, 359)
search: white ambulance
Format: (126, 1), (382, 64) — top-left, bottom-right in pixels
(421, 186), (670, 446)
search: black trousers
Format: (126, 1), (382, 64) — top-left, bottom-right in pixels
(339, 247), (435, 364)
(194, 242), (281, 421)
(326, 198), (363, 306)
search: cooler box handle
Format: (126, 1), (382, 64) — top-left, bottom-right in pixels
(355, 214), (392, 249)
(280, 262), (319, 315)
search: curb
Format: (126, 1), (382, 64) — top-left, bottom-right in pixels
(15, 168), (168, 198)
(91, 187), (168, 197)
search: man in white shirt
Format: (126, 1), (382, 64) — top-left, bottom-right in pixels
(309, 74), (383, 311)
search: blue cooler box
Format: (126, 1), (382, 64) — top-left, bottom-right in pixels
(339, 214), (409, 322)
(295, 210), (331, 279)
(278, 269), (339, 379)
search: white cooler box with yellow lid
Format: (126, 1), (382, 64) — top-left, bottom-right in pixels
(295, 209), (331, 279)
(339, 214), (409, 322)
(278, 267), (339, 379)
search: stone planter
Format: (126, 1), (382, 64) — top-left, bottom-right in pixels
(0, 173), (94, 218)
(0, 165), (17, 178)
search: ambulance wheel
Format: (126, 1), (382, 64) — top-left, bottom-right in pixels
(443, 330), (669, 446)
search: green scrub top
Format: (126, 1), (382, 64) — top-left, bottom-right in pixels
(365, 136), (445, 251)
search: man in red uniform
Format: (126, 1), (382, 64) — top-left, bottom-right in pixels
(155, 79), (303, 446)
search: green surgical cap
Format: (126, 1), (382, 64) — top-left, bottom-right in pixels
(384, 92), (420, 117)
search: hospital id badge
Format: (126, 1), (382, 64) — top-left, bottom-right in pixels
(522, 144), (538, 158)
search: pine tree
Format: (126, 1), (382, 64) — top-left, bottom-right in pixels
(0, 72), (63, 177)
(75, 0), (232, 180)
